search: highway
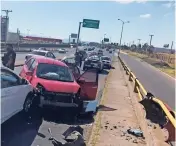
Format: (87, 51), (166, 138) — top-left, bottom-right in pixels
(120, 53), (175, 110)
(1, 48), (112, 146)
(2, 47), (75, 65)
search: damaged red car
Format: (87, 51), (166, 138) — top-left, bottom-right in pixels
(19, 56), (98, 113)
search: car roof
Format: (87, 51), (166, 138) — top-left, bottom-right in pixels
(32, 56), (67, 67)
(101, 56), (110, 58)
(32, 50), (49, 53)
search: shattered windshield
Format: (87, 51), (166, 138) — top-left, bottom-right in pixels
(36, 63), (74, 82)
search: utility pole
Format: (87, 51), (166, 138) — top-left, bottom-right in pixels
(76, 22), (82, 52)
(118, 19), (130, 55)
(170, 41), (173, 53)
(138, 39), (141, 44)
(69, 35), (71, 44)
(1, 10), (12, 44)
(17, 28), (20, 50)
(149, 34), (154, 46)
(2, 9), (12, 18)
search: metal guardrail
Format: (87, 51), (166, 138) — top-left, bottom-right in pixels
(118, 56), (176, 142)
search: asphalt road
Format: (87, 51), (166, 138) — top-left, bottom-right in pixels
(1, 48), (112, 146)
(120, 53), (175, 110)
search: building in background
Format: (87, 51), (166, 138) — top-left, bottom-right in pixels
(1, 16), (9, 43)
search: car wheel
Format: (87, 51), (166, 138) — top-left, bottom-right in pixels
(23, 95), (33, 113)
(83, 66), (87, 71)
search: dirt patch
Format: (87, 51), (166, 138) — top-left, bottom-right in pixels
(125, 51), (175, 78)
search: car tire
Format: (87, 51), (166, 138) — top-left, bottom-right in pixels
(83, 66), (87, 71)
(23, 94), (33, 114)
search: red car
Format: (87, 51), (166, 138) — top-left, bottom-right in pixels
(19, 56), (98, 113)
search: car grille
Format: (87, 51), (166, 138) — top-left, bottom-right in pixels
(43, 91), (75, 103)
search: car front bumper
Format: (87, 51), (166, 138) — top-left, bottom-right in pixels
(39, 96), (98, 113)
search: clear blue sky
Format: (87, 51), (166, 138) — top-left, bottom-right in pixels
(1, 1), (175, 48)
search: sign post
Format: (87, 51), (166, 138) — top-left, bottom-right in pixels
(82, 19), (100, 29)
(76, 19), (100, 52)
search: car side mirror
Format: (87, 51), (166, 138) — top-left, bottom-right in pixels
(26, 71), (33, 76)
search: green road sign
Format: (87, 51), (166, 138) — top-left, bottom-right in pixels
(104, 38), (109, 42)
(82, 19), (100, 29)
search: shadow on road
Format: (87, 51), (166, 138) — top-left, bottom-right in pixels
(42, 107), (94, 125)
(1, 107), (94, 146)
(100, 70), (109, 75)
(97, 105), (117, 112)
(1, 111), (42, 146)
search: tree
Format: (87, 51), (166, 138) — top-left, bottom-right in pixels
(163, 44), (169, 48)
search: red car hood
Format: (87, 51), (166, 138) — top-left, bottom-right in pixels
(36, 78), (80, 93)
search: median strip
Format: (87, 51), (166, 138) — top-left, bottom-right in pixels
(88, 57), (167, 146)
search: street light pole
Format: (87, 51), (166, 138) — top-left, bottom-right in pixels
(76, 22), (82, 52)
(118, 19), (130, 55)
(69, 35), (71, 44)
(27, 29), (30, 36)
(138, 39), (141, 44)
(149, 34), (154, 46)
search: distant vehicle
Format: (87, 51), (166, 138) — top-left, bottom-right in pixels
(58, 48), (66, 53)
(86, 48), (94, 56)
(38, 47), (47, 51)
(61, 55), (81, 80)
(100, 56), (111, 69)
(77, 50), (88, 61)
(1, 65), (34, 124)
(89, 51), (97, 57)
(109, 50), (112, 53)
(19, 56), (99, 113)
(25, 50), (56, 62)
(98, 50), (103, 56)
(83, 55), (104, 72)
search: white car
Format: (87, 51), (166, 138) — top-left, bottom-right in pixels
(100, 56), (112, 69)
(1, 66), (34, 124)
(58, 48), (66, 53)
(25, 50), (56, 62)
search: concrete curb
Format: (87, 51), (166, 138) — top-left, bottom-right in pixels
(118, 59), (157, 146)
(87, 59), (114, 146)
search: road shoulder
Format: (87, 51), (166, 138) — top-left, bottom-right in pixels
(88, 57), (170, 146)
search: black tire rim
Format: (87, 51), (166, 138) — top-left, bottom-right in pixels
(24, 98), (32, 112)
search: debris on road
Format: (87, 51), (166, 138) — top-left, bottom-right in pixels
(127, 128), (144, 138)
(48, 126), (86, 146)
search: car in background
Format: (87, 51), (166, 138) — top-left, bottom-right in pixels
(109, 49), (113, 53)
(83, 55), (104, 72)
(86, 48), (94, 56)
(1, 65), (34, 124)
(98, 50), (103, 56)
(38, 47), (47, 51)
(19, 56), (99, 113)
(77, 50), (88, 61)
(58, 48), (66, 53)
(61, 55), (81, 80)
(25, 50), (56, 62)
(100, 56), (111, 69)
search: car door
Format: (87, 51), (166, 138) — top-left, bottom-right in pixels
(77, 69), (98, 100)
(1, 69), (32, 124)
(68, 65), (81, 80)
(20, 58), (36, 82)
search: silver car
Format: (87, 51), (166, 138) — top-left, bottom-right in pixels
(100, 56), (111, 69)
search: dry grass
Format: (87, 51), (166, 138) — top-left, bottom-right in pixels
(124, 51), (175, 78)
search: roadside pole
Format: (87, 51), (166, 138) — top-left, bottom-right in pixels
(17, 28), (20, 51)
(76, 22), (82, 52)
(118, 19), (130, 56)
